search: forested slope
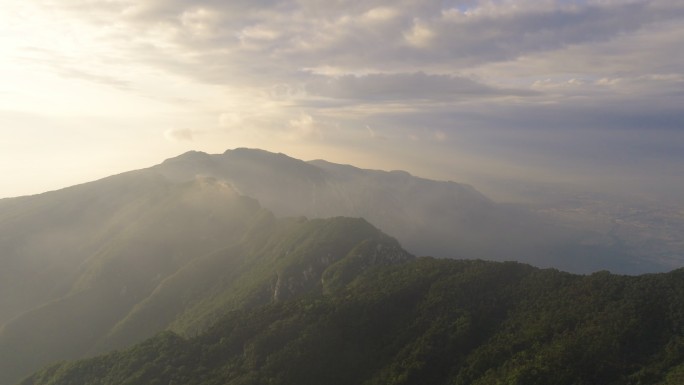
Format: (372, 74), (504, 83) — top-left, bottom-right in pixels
(0, 175), (409, 385)
(22, 259), (684, 385)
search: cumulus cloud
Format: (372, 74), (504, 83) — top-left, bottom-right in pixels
(288, 113), (320, 139)
(404, 19), (435, 48)
(164, 128), (196, 142)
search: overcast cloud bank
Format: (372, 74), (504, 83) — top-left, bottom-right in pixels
(1, 0), (682, 201)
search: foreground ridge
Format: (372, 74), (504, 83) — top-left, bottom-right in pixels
(22, 260), (684, 385)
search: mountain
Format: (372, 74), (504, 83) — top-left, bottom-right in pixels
(0, 148), (676, 383)
(0, 149), (683, 385)
(2, 148), (663, 279)
(153, 148), (661, 274)
(0, 173), (410, 385)
(21, 260), (684, 385)
(153, 149), (523, 260)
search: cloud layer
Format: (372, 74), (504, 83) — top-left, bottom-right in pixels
(3, 0), (683, 201)
(41, 0), (683, 116)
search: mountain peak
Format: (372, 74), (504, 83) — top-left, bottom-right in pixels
(224, 147), (294, 161)
(161, 150), (212, 165)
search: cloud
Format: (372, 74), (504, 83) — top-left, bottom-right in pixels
(54, 67), (131, 90)
(404, 19), (434, 48)
(304, 72), (536, 101)
(365, 125), (388, 140)
(42, 0), (683, 122)
(433, 130), (447, 142)
(288, 113), (320, 140)
(218, 113), (244, 128)
(164, 128), (196, 142)
(46, 1), (684, 86)
(18, 0), (684, 203)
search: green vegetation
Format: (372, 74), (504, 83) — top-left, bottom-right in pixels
(0, 173), (409, 385)
(3, 149), (684, 385)
(22, 260), (684, 385)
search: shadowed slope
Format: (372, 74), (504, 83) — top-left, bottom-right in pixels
(0, 169), (411, 385)
(0, 175), (262, 385)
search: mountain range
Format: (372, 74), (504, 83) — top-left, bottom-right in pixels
(0, 148), (681, 384)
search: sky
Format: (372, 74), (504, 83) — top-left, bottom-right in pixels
(1, 0), (683, 203)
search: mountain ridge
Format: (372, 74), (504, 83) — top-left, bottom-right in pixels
(19, 260), (684, 385)
(152, 149), (567, 267)
(0, 175), (410, 384)
(152, 148), (667, 274)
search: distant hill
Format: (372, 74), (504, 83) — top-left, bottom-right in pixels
(21, 260), (684, 385)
